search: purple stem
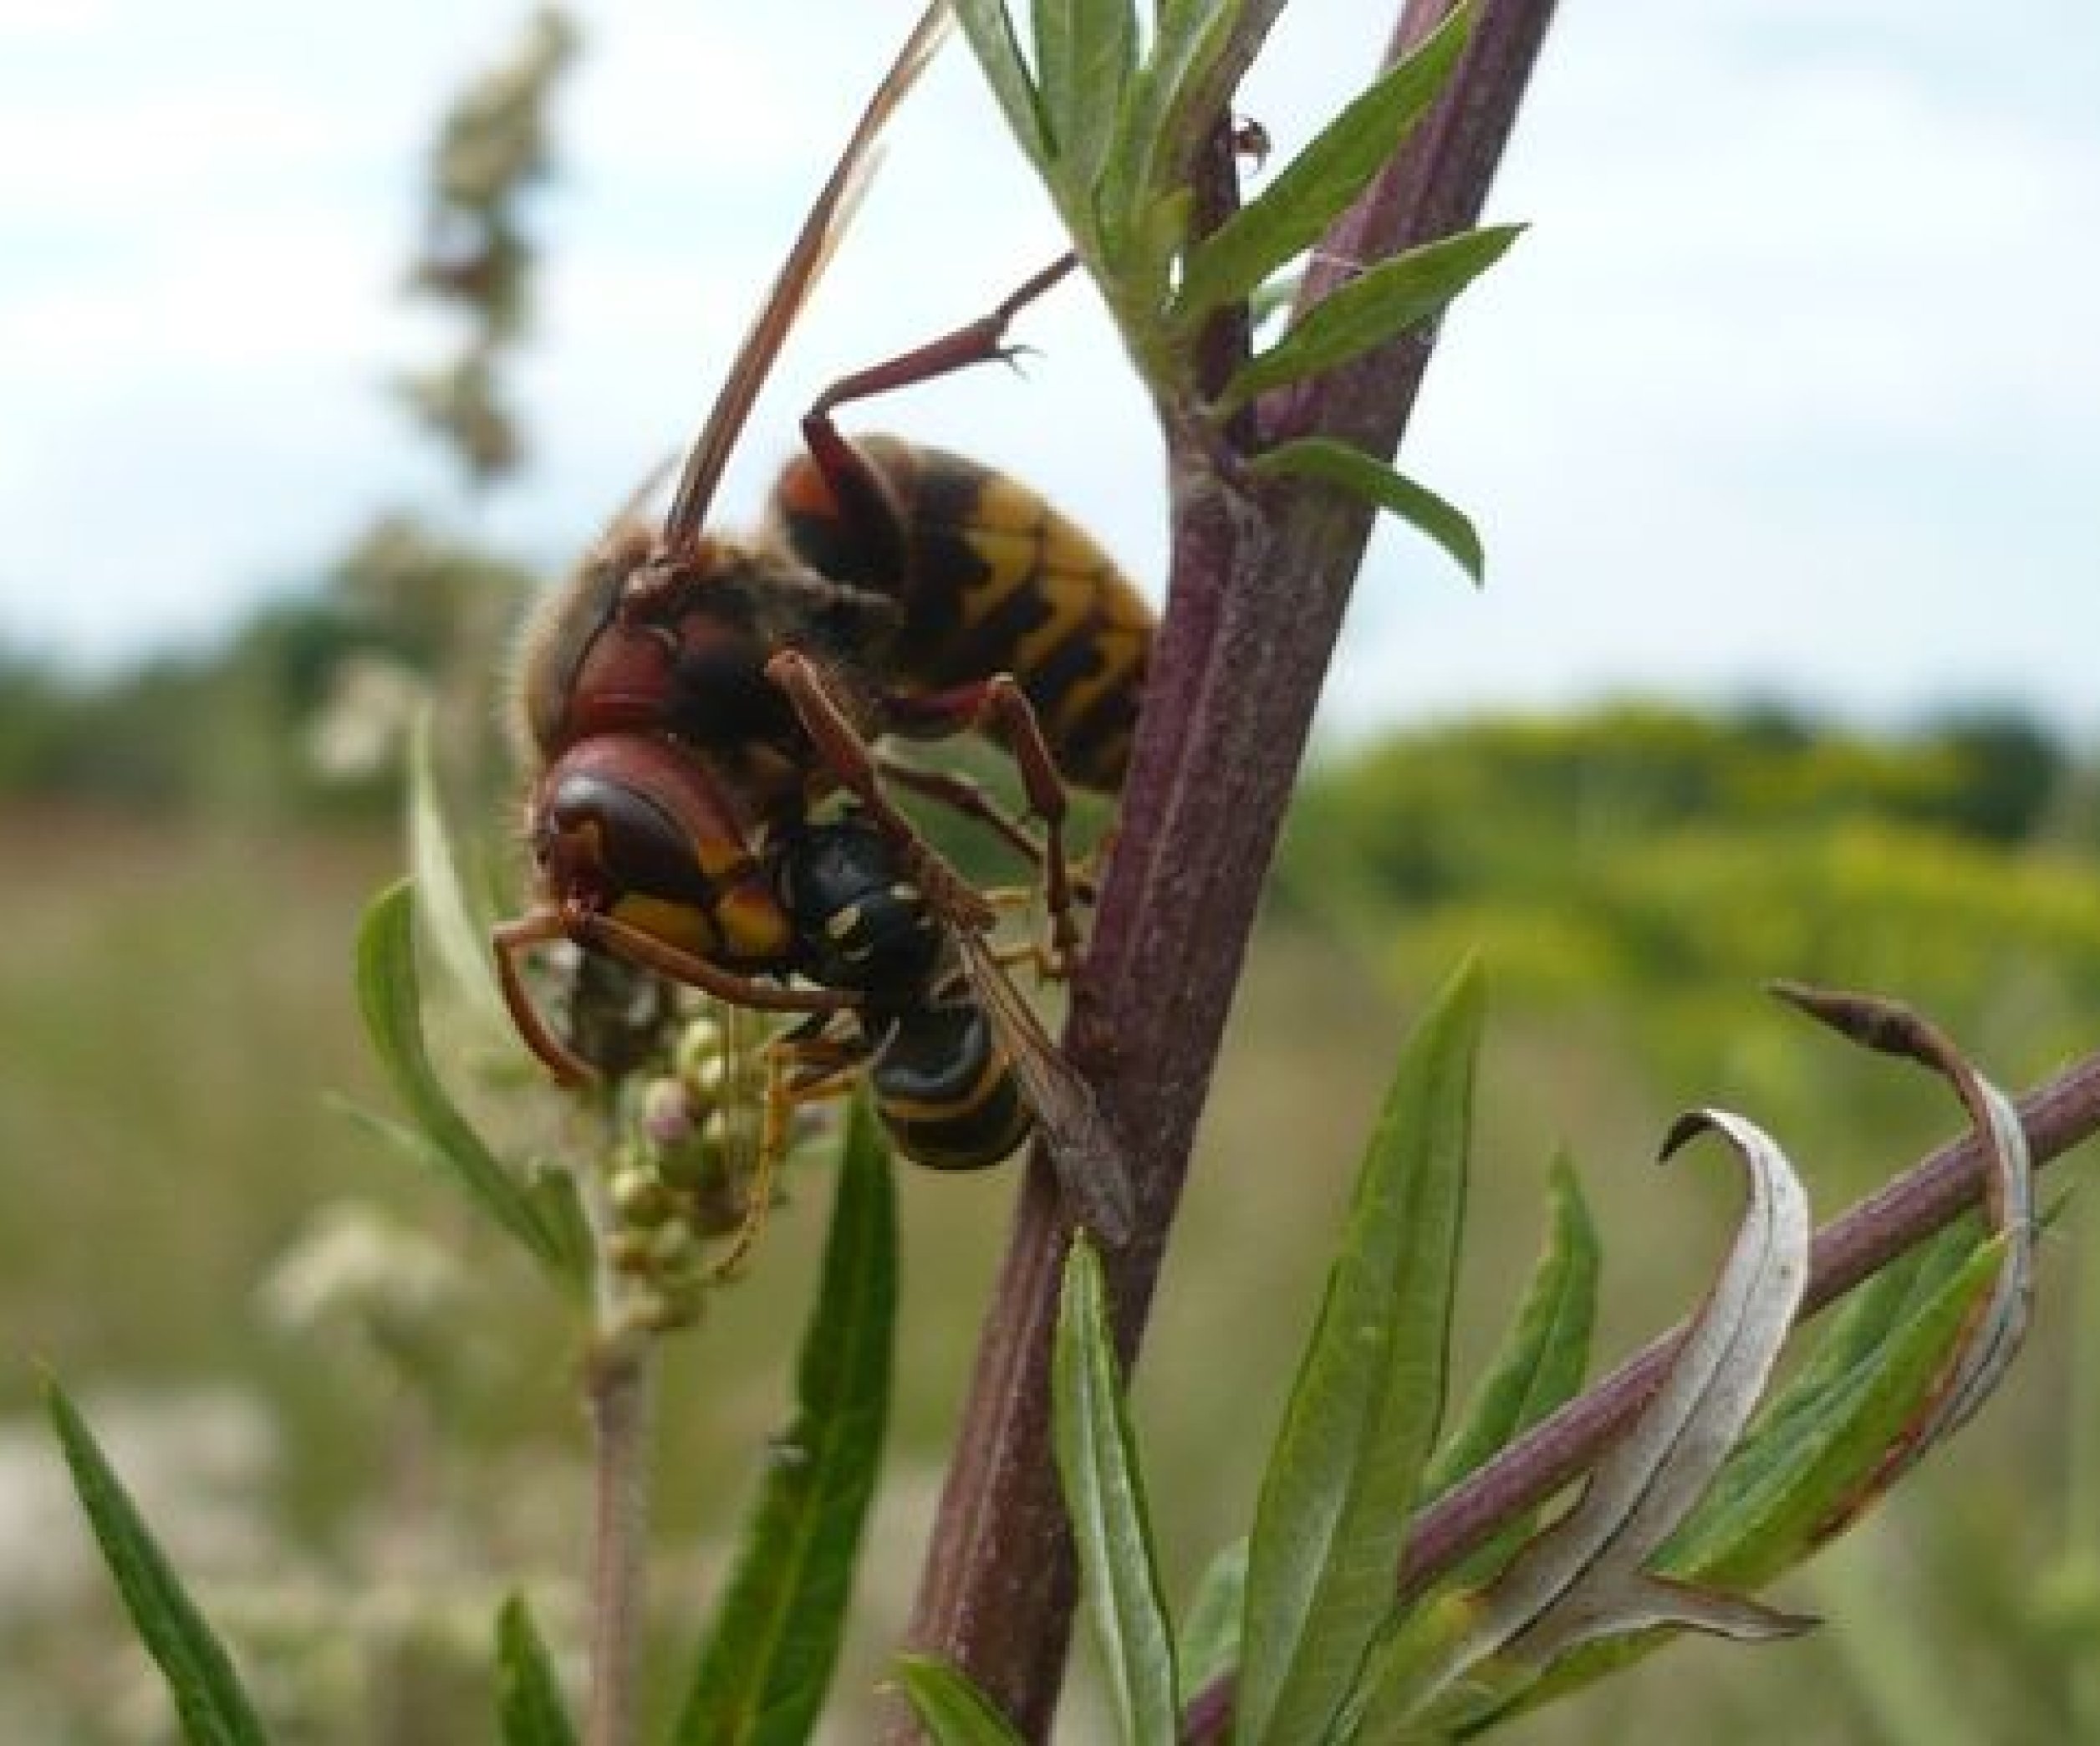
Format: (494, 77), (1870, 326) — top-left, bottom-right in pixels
(892, 3), (1562, 1738)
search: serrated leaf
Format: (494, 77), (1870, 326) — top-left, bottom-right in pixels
(1175, 5), (1473, 321)
(1250, 438), (1483, 583)
(1233, 962), (1481, 1746)
(1177, 1537), (1248, 1701)
(1053, 1238), (1180, 1746)
(1220, 224), (1521, 408)
(674, 1098), (897, 1745)
(495, 1593), (578, 1746)
(354, 881), (586, 1281)
(892, 1655), (1028, 1745)
(952, 0), (1049, 171)
(1420, 1151), (1598, 1586)
(46, 1381), (270, 1746)
(407, 707), (510, 1040)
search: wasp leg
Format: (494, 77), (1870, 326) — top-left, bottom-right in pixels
(494, 912), (606, 1087)
(875, 751), (1047, 870)
(792, 255), (1081, 579)
(882, 676), (1082, 973)
(764, 649), (1000, 948)
(709, 1019), (868, 1282)
(573, 910), (862, 1014)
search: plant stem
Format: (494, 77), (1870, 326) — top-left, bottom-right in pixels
(584, 1330), (655, 1746)
(894, 3), (1559, 1737)
(577, 1134), (655, 1746)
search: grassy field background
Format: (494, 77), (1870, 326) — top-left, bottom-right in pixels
(5, 775), (2096, 1742)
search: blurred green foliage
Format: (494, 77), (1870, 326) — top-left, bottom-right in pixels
(1275, 704), (2100, 1128)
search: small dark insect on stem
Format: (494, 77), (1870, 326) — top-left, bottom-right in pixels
(894, 2), (1561, 1738)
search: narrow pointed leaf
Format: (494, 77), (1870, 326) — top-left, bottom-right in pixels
(1221, 225), (1521, 407)
(1177, 1538), (1248, 1700)
(892, 1656), (1028, 1745)
(1052, 1238), (1180, 1746)
(1034, 0), (1136, 202)
(407, 706), (509, 1039)
(46, 1381), (270, 1746)
(1096, 0), (1242, 260)
(1420, 1151), (1598, 1588)
(496, 1593), (579, 1746)
(951, 0), (1048, 170)
(354, 881), (585, 1280)
(1175, 5), (1473, 320)
(675, 1098), (897, 1744)
(1234, 962), (1481, 1746)
(1251, 439), (1483, 583)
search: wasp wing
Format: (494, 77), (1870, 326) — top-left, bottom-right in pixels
(951, 931), (1135, 1248)
(664, 3), (951, 541)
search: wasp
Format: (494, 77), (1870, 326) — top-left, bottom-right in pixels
(492, 3), (1149, 1244)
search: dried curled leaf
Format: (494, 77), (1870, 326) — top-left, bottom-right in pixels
(1393, 1110), (1815, 1726)
(1771, 983), (2036, 1536)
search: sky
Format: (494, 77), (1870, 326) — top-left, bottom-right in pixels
(1, 0), (2096, 744)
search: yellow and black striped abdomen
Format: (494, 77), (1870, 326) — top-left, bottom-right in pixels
(771, 433), (1154, 793)
(869, 1002), (1033, 1172)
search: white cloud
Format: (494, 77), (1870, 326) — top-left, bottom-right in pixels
(0, 0), (2092, 743)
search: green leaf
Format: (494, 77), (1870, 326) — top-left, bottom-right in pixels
(1095, 0), (1243, 266)
(1421, 1152), (1598, 1539)
(495, 1594), (578, 1746)
(407, 706), (510, 1039)
(1670, 1238), (2005, 1590)
(1177, 1538), (1248, 1701)
(951, 0), (1049, 170)
(1034, 0), (1135, 202)
(1220, 224), (1522, 407)
(45, 1381), (270, 1746)
(354, 881), (587, 1281)
(1251, 438), (1484, 584)
(1234, 962), (1482, 1746)
(892, 1655), (1028, 1745)
(1053, 1238), (1180, 1746)
(1679, 1218), (1972, 1539)
(674, 1097), (898, 1744)
(1175, 4), (1473, 321)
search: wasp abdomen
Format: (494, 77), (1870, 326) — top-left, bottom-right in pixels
(771, 434), (1154, 792)
(869, 1003), (1033, 1172)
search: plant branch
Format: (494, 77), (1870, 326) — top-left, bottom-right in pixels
(894, 3), (1559, 1737)
(1177, 1048), (2100, 1743)
(584, 1331), (654, 1746)
(580, 1132), (656, 1746)
(1403, 1044), (2100, 1592)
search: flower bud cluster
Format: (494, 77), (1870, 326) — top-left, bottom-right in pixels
(597, 1010), (832, 1331)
